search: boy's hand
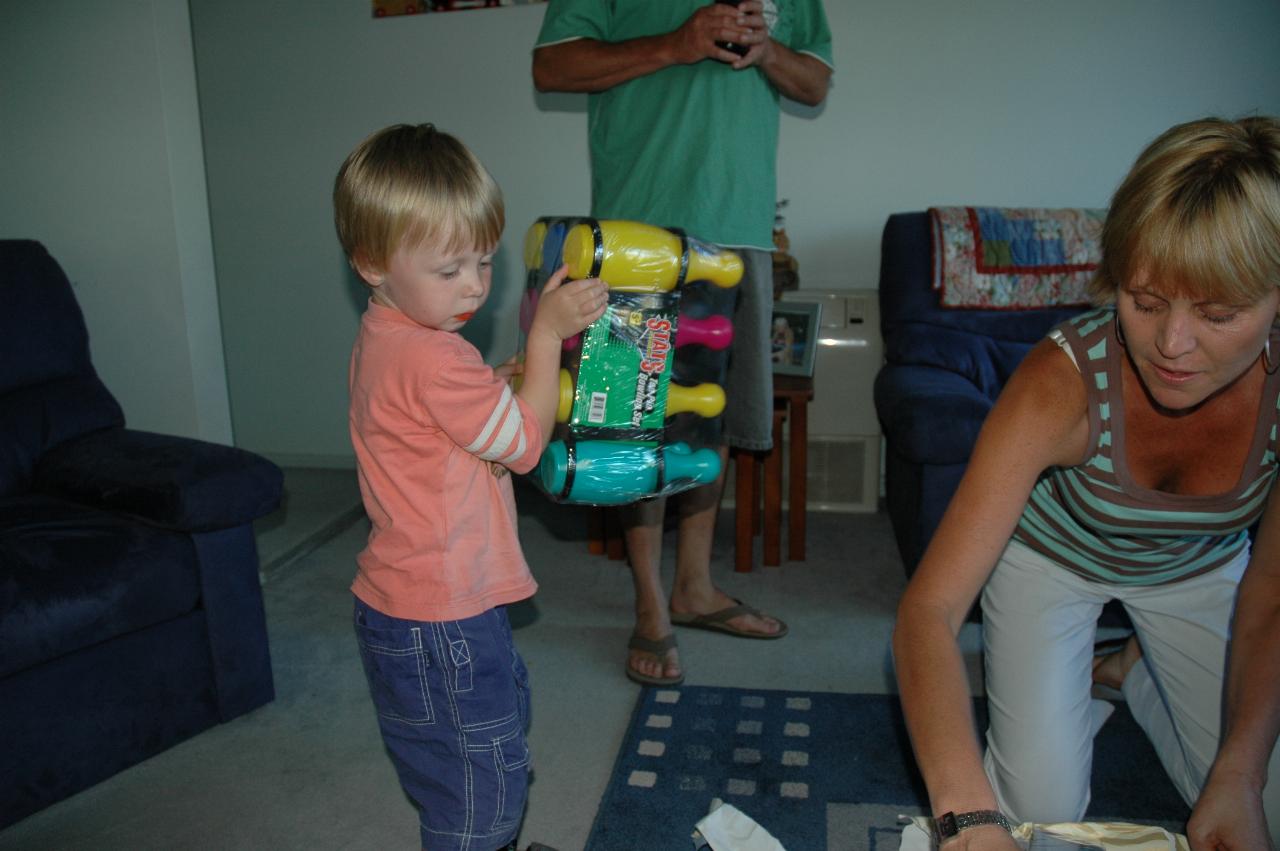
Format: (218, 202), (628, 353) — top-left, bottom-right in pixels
(529, 265), (608, 343)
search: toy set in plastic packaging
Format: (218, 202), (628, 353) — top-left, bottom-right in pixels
(520, 217), (743, 506)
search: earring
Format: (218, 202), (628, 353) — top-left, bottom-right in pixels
(1266, 337), (1278, 375)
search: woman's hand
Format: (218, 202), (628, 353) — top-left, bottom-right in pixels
(528, 264), (607, 344)
(1188, 767), (1273, 850)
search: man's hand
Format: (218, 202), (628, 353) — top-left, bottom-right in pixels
(722, 1), (772, 69)
(668, 1), (767, 66)
(1188, 768), (1274, 850)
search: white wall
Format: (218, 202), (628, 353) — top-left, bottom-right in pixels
(0, 0), (232, 444)
(189, 0), (1280, 466)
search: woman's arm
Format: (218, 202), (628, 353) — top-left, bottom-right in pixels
(892, 340), (1089, 847)
(1188, 494), (1280, 850)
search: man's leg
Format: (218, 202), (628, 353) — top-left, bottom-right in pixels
(620, 246), (783, 682)
(665, 246), (783, 637)
(620, 451), (784, 683)
(668, 446), (785, 636)
(621, 495), (681, 682)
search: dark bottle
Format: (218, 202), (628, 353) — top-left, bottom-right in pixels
(714, 0), (749, 57)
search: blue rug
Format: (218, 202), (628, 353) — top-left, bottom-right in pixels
(585, 686), (1189, 851)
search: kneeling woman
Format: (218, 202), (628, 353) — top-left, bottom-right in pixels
(893, 116), (1280, 851)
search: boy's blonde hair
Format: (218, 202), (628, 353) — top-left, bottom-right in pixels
(1089, 115), (1280, 307)
(333, 123), (504, 274)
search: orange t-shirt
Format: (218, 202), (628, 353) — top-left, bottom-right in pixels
(348, 300), (542, 621)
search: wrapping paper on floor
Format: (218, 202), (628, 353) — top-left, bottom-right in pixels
(898, 816), (1188, 850)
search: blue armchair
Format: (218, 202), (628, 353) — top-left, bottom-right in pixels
(0, 240), (283, 827)
(873, 213), (1085, 577)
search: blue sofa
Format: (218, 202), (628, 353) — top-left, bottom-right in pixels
(873, 212), (1085, 577)
(0, 240), (283, 827)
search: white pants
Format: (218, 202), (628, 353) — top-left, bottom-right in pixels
(979, 540), (1280, 839)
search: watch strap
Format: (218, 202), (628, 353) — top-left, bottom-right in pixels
(933, 809), (1013, 842)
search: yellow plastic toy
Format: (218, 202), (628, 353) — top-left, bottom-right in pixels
(562, 220), (743, 292)
(555, 369), (724, 424)
(523, 215), (741, 506)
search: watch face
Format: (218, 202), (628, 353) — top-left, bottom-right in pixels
(935, 812), (959, 839)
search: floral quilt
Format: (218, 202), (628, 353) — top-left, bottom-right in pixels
(929, 206), (1105, 309)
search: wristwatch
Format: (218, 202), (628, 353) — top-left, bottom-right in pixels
(932, 810), (1013, 844)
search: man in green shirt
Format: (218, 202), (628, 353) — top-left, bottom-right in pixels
(534, 0), (833, 686)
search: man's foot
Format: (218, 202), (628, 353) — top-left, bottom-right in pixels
(670, 599), (788, 639)
(626, 632), (684, 686)
(669, 588), (786, 639)
(1092, 634), (1141, 690)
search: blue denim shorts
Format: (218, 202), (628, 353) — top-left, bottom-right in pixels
(354, 598), (531, 851)
(721, 248), (775, 452)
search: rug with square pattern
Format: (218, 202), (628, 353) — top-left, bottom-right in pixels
(585, 686), (1188, 850)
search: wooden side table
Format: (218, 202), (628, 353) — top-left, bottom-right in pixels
(734, 374), (814, 572)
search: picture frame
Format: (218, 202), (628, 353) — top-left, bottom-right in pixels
(770, 301), (822, 377)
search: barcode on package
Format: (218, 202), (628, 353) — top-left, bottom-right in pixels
(587, 391), (608, 424)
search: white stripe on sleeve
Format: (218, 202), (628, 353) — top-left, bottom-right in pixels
(476, 401), (524, 461)
(497, 429), (529, 467)
(465, 385), (514, 454)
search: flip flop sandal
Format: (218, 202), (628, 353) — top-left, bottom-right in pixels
(1093, 635), (1132, 657)
(669, 598), (789, 640)
(626, 633), (684, 687)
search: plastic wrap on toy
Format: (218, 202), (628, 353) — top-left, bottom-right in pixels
(521, 216), (742, 505)
(539, 441), (723, 505)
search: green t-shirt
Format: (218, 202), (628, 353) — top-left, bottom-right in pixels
(536, 0), (833, 249)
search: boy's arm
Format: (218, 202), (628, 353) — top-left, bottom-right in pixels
(516, 265), (607, 449)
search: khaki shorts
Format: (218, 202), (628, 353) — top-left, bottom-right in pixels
(720, 247), (774, 452)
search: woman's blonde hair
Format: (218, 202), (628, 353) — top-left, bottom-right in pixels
(333, 123), (504, 274)
(1089, 115), (1280, 307)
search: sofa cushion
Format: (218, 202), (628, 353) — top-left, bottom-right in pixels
(0, 495), (202, 679)
(0, 377), (124, 499)
(35, 429), (283, 532)
(883, 326), (1034, 401)
(874, 364), (993, 465)
(0, 240), (126, 499)
(0, 241), (97, 397)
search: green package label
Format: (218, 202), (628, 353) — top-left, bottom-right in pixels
(571, 301), (677, 432)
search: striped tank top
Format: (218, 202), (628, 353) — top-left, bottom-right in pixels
(1011, 307), (1280, 585)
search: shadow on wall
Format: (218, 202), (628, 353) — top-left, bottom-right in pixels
(532, 88), (587, 115)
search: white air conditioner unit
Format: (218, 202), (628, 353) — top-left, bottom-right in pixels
(721, 289), (883, 514)
(783, 288), (882, 513)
